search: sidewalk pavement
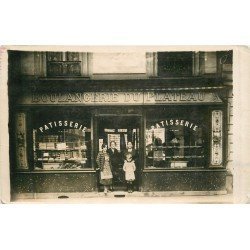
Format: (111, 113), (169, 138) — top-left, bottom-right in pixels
(10, 191), (234, 204)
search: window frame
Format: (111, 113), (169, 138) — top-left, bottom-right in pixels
(144, 106), (211, 170)
(29, 107), (94, 171)
(157, 52), (194, 77)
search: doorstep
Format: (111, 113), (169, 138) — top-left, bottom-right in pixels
(10, 190), (233, 204)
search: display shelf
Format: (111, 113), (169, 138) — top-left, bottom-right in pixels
(147, 155), (205, 159)
(35, 148), (83, 151)
(33, 128), (91, 170)
(151, 145), (203, 149)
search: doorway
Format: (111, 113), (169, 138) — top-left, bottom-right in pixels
(96, 115), (141, 191)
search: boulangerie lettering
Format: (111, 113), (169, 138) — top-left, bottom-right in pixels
(27, 91), (221, 105)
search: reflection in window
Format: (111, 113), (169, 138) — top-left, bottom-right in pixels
(146, 110), (207, 169)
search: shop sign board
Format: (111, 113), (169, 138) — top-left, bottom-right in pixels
(18, 91), (223, 105)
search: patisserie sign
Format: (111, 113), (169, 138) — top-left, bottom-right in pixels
(37, 120), (87, 133)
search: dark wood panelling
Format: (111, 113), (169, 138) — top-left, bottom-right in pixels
(12, 172), (98, 193)
(141, 170), (226, 191)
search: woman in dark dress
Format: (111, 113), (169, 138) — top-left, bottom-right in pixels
(123, 141), (138, 161)
(107, 141), (121, 170)
(107, 141), (122, 187)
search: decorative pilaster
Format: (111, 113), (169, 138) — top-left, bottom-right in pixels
(15, 112), (28, 169)
(146, 52), (157, 77)
(87, 52), (93, 78)
(210, 110), (223, 167)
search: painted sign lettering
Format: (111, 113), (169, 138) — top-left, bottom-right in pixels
(151, 119), (199, 131)
(37, 120), (88, 133)
(18, 91), (223, 105)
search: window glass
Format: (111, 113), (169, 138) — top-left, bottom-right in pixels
(158, 52), (193, 76)
(32, 108), (92, 170)
(145, 106), (208, 169)
(46, 52), (81, 77)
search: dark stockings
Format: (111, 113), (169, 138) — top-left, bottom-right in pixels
(127, 181), (134, 193)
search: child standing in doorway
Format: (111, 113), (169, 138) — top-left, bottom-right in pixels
(96, 143), (113, 195)
(123, 153), (136, 193)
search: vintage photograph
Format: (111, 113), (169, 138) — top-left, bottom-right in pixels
(2, 1), (250, 250)
(3, 47), (234, 202)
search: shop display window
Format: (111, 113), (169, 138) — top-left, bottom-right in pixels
(32, 108), (92, 170)
(145, 106), (209, 169)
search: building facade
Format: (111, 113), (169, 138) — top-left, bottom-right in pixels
(8, 49), (233, 199)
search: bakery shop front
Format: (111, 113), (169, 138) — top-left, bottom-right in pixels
(11, 86), (227, 196)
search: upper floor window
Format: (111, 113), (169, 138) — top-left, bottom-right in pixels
(157, 52), (193, 77)
(217, 50), (233, 82)
(46, 52), (81, 77)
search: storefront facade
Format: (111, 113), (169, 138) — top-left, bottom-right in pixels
(8, 50), (233, 198)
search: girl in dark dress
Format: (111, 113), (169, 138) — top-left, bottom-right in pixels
(96, 144), (113, 194)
